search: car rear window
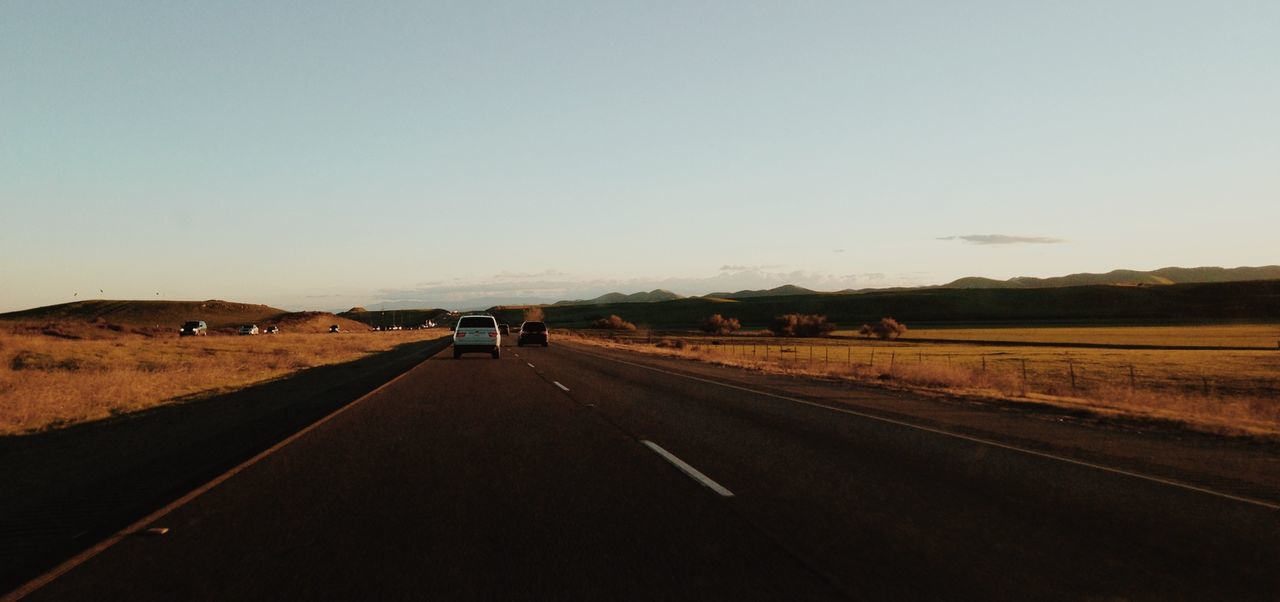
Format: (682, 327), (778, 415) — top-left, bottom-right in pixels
(458, 316), (496, 329)
(522, 322), (547, 332)
(183, 321), (202, 328)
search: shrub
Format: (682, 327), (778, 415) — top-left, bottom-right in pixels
(593, 315), (637, 331)
(859, 317), (908, 340)
(768, 314), (836, 337)
(700, 314), (742, 335)
(524, 306), (545, 322)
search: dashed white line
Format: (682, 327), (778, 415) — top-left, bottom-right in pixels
(527, 362), (535, 368)
(553, 381), (570, 392)
(642, 441), (734, 497)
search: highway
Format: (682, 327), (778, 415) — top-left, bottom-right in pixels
(10, 338), (1279, 600)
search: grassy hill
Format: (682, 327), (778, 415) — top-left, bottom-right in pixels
(488, 280), (1280, 330)
(0, 300), (372, 334)
(0, 300), (287, 330)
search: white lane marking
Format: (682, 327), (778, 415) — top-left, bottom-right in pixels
(553, 381), (570, 392)
(643, 441), (734, 497)
(571, 348), (1280, 512)
(527, 362), (535, 368)
(2, 342), (450, 602)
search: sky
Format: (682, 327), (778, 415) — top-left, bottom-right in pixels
(2, 1), (1277, 312)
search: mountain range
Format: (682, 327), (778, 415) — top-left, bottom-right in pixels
(546, 265), (1280, 306)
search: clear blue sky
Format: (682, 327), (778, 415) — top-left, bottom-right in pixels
(3, 1), (1277, 311)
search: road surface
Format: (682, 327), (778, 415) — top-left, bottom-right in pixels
(10, 339), (1279, 600)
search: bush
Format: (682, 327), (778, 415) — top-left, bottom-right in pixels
(768, 314), (836, 337)
(858, 317), (908, 340)
(524, 306), (545, 322)
(700, 314), (742, 335)
(593, 315), (637, 331)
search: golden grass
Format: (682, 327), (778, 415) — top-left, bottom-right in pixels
(0, 328), (445, 435)
(566, 329), (1280, 436)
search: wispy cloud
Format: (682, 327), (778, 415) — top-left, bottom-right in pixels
(938, 234), (1066, 245)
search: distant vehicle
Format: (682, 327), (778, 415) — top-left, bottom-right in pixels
(329, 324), (341, 333)
(498, 323), (510, 335)
(518, 321), (549, 347)
(264, 325), (279, 334)
(179, 320), (208, 337)
(453, 314), (500, 359)
(238, 324), (259, 336)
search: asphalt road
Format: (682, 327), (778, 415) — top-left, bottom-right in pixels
(13, 338), (1280, 601)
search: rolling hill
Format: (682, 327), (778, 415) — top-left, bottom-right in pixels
(0, 300), (372, 333)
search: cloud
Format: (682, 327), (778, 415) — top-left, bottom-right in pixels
(938, 234), (1065, 245)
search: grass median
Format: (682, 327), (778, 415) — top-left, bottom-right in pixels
(0, 324), (447, 435)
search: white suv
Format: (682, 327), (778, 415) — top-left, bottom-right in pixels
(453, 314), (500, 359)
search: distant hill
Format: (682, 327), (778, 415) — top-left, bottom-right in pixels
(0, 299), (374, 333)
(942, 266), (1280, 289)
(0, 300), (287, 330)
(486, 280), (1280, 330)
(703, 284), (818, 299)
(552, 289), (683, 306)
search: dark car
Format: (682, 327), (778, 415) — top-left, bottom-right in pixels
(499, 323), (510, 335)
(517, 321), (549, 347)
(179, 320), (208, 337)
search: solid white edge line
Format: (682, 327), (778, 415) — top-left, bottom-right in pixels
(553, 381), (570, 392)
(642, 440), (735, 497)
(2, 340), (449, 602)
(572, 347), (1279, 512)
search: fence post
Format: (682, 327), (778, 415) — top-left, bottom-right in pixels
(889, 351), (896, 372)
(1129, 365), (1136, 391)
(870, 348), (875, 367)
(824, 346), (829, 368)
(1069, 360), (1076, 390)
(1021, 359), (1028, 395)
(981, 355), (986, 372)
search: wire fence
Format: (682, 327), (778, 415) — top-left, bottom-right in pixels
(568, 329), (1280, 400)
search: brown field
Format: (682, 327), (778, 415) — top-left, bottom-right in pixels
(0, 325), (446, 435)
(567, 325), (1280, 436)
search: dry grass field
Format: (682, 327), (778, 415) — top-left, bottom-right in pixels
(0, 324), (446, 435)
(568, 324), (1280, 436)
(890, 324), (1280, 348)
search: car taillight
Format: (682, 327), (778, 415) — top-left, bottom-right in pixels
(457, 332), (466, 338)
(488, 331), (497, 337)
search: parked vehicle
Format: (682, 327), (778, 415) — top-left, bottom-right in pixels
(499, 323), (510, 335)
(329, 324), (341, 333)
(238, 324), (259, 336)
(518, 321), (549, 347)
(179, 320), (208, 337)
(453, 314), (500, 359)
(264, 325), (279, 334)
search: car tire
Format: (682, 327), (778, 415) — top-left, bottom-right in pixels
(453, 349), (462, 359)
(491, 349), (500, 359)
